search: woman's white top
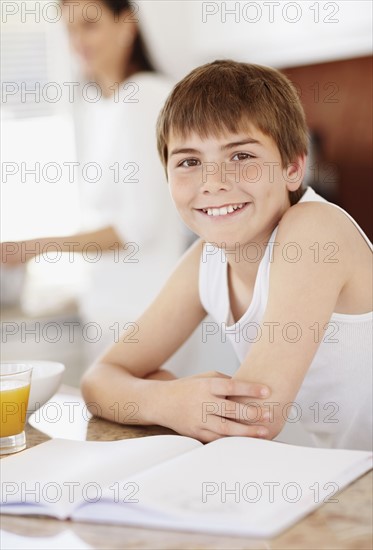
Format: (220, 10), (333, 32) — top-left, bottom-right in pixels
(74, 72), (185, 329)
(199, 187), (372, 450)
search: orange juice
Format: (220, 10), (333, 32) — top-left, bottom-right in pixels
(0, 382), (30, 437)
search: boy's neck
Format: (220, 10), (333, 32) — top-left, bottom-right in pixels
(226, 227), (275, 288)
(225, 228), (276, 323)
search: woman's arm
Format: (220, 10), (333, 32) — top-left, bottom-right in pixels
(231, 202), (351, 439)
(0, 226), (124, 265)
(81, 238), (271, 442)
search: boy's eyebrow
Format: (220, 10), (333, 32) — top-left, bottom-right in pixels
(222, 138), (262, 150)
(170, 147), (200, 156)
(170, 137), (262, 157)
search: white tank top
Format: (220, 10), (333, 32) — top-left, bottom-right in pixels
(199, 187), (372, 450)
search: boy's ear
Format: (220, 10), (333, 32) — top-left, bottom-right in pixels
(284, 155), (307, 192)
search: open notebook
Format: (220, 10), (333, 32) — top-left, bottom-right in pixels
(0, 435), (371, 538)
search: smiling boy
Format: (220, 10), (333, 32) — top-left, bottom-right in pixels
(82, 60), (372, 450)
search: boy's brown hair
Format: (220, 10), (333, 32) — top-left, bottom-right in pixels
(156, 60), (309, 205)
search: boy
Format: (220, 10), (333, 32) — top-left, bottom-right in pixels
(82, 61), (372, 450)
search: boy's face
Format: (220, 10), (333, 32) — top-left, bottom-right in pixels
(167, 125), (305, 248)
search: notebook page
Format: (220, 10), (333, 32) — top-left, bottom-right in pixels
(75, 437), (371, 537)
(0, 435), (201, 519)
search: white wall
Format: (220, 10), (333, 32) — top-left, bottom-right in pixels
(139, 0), (372, 79)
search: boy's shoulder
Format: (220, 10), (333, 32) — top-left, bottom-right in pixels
(278, 199), (357, 246)
(276, 199), (372, 276)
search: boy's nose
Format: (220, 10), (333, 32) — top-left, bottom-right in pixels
(200, 162), (235, 193)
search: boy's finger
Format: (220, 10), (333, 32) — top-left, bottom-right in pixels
(217, 399), (265, 423)
(210, 377), (270, 398)
(198, 430), (223, 443)
(207, 416), (269, 439)
(192, 371), (231, 379)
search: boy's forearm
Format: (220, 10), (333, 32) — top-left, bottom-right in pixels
(144, 369), (177, 381)
(81, 363), (171, 426)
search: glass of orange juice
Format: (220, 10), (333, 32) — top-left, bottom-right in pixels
(0, 363), (33, 455)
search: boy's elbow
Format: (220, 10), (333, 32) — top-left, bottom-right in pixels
(263, 419), (286, 441)
(266, 426), (283, 441)
(80, 366), (101, 411)
(80, 361), (136, 419)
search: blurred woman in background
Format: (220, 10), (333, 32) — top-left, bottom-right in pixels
(1, 0), (186, 363)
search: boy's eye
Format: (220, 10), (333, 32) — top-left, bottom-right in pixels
(232, 152), (255, 161)
(177, 158), (200, 168)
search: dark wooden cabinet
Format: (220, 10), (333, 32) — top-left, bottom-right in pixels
(282, 56), (372, 240)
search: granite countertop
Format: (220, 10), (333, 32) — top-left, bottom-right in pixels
(1, 386), (372, 549)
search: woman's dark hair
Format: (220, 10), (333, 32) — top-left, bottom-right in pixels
(101, 0), (154, 72)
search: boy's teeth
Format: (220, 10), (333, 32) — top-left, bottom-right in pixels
(204, 203), (246, 216)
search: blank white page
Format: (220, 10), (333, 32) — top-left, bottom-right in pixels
(0, 435), (201, 518)
(96, 436), (371, 537)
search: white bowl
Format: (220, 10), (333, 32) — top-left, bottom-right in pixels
(0, 360), (65, 415)
(28, 361), (65, 415)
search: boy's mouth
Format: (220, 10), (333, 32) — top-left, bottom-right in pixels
(196, 202), (251, 218)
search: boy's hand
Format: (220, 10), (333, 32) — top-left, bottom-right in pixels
(154, 372), (271, 443)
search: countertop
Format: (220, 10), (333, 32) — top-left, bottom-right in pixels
(1, 386), (372, 550)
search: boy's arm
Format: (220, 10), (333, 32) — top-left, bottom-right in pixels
(81, 238), (271, 441)
(81, 237), (206, 420)
(232, 201), (352, 439)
